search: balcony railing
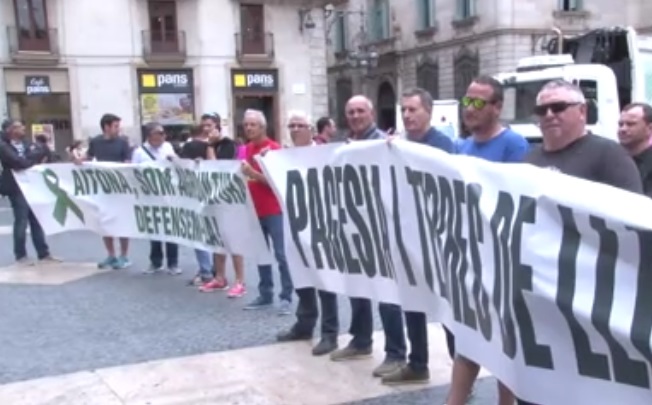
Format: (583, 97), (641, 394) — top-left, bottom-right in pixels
(142, 30), (187, 63)
(235, 32), (275, 64)
(6, 26), (60, 64)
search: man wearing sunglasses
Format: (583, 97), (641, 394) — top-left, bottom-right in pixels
(447, 76), (529, 405)
(521, 81), (640, 404)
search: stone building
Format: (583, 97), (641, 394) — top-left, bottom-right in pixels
(0, 0), (330, 154)
(326, 0), (652, 130)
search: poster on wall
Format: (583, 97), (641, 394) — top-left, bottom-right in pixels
(138, 69), (195, 126)
(140, 94), (194, 125)
(31, 123), (55, 150)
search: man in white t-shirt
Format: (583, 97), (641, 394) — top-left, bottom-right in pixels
(132, 122), (180, 275)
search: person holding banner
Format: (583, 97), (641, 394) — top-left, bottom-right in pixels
(199, 113), (247, 298)
(328, 95), (409, 379)
(380, 88), (455, 386)
(276, 111), (340, 356)
(240, 109), (295, 315)
(618, 102), (652, 195)
(131, 122), (181, 275)
(72, 114), (132, 270)
(447, 76), (529, 405)
(0, 119), (58, 265)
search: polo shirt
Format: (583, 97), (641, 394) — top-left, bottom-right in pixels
(246, 137), (281, 218)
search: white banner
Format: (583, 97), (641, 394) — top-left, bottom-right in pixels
(14, 160), (271, 264)
(258, 140), (652, 404)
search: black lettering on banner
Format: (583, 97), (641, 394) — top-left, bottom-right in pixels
(556, 205), (610, 380)
(590, 217), (649, 388)
(466, 183), (492, 341)
(439, 177), (463, 321)
(451, 179), (475, 330)
(406, 168), (438, 293)
(334, 167), (357, 274)
(511, 196), (553, 369)
(369, 166), (396, 280)
(628, 228), (652, 376)
(323, 166), (345, 272)
(342, 165), (372, 277)
(390, 166), (416, 286)
(489, 192), (517, 358)
(285, 170), (309, 267)
(307, 168), (335, 269)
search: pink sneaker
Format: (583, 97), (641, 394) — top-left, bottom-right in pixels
(227, 283), (246, 298)
(199, 278), (228, 292)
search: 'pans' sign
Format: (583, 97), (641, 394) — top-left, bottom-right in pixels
(25, 76), (51, 96)
(139, 70), (193, 93)
(232, 69), (278, 91)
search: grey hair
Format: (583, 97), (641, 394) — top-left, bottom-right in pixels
(402, 88), (433, 113)
(537, 79), (586, 104)
(244, 109), (267, 127)
(287, 110), (312, 125)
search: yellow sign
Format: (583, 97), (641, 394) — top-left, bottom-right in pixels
(141, 74), (156, 88)
(233, 74), (246, 88)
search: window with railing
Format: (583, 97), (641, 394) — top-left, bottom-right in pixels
(417, 0), (435, 30)
(455, 0), (476, 20)
(559, 0), (583, 11)
(13, 0), (50, 51)
(369, 0), (389, 41)
(148, 0), (179, 53)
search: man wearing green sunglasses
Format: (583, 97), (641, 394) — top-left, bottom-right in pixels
(447, 76), (529, 405)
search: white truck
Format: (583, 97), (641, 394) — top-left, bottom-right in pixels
(494, 26), (652, 142)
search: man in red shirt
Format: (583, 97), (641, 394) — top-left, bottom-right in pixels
(240, 109), (294, 314)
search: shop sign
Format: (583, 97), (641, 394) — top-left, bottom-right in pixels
(25, 76), (51, 96)
(232, 70), (278, 91)
(139, 70), (193, 93)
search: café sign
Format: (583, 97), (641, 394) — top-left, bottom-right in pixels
(25, 76), (51, 96)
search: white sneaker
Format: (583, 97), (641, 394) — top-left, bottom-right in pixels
(143, 265), (164, 275)
(167, 266), (182, 276)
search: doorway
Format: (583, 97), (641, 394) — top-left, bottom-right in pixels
(377, 81), (396, 132)
(7, 93), (73, 156)
(148, 0), (179, 53)
(233, 95), (276, 140)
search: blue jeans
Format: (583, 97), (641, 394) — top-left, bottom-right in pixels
(348, 299), (406, 362)
(9, 193), (49, 260)
(258, 214), (293, 303)
(194, 249), (213, 279)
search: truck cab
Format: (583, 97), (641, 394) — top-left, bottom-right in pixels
(495, 27), (652, 142)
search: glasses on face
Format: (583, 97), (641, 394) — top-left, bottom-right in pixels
(461, 96), (491, 109)
(533, 102), (580, 117)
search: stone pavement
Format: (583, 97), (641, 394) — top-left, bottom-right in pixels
(0, 198), (498, 404)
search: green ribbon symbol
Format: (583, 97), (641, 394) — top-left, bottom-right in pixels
(42, 168), (85, 226)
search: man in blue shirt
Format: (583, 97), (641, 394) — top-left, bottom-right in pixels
(381, 88), (455, 385)
(447, 76), (528, 405)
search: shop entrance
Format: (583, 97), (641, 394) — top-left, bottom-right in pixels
(233, 95), (276, 141)
(7, 93), (73, 156)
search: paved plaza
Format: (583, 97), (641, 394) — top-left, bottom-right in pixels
(0, 199), (498, 404)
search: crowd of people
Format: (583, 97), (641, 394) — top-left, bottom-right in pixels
(1, 75), (651, 405)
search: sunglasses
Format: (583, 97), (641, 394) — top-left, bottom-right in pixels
(533, 102), (580, 116)
(461, 96), (492, 109)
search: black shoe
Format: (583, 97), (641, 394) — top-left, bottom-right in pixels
(276, 328), (312, 342)
(312, 338), (338, 356)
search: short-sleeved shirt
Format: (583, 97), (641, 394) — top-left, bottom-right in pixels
(408, 127), (455, 153)
(246, 138), (281, 218)
(131, 141), (176, 164)
(457, 128), (529, 162)
(180, 139), (209, 160)
(87, 135), (131, 162)
(526, 134), (643, 194)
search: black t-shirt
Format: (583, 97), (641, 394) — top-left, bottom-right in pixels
(633, 146), (652, 197)
(525, 134), (643, 194)
(87, 135), (131, 162)
(180, 139), (209, 160)
(213, 137), (237, 160)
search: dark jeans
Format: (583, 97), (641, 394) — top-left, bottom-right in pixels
(444, 326), (455, 359)
(258, 214), (294, 303)
(149, 241), (178, 268)
(349, 298), (406, 361)
(405, 311), (429, 372)
(294, 287), (339, 339)
(9, 193), (49, 260)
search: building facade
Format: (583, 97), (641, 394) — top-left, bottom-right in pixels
(326, 0), (652, 131)
(0, 0), (330, 154)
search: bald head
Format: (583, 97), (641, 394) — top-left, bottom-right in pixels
(345, 95), (375, 136)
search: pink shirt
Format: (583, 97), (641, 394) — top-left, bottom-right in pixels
(236, 145), (247, 160)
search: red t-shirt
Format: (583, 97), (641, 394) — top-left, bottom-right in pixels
(246, 138), (282, 218)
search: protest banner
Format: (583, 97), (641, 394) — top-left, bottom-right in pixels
(258, 140), (652, 404)
(14, 159), (271, 264)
